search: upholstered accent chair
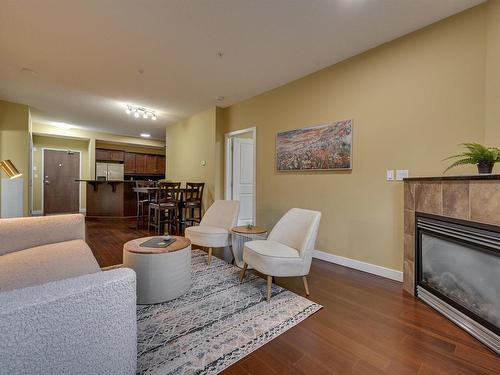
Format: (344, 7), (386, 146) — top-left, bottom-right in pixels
(240, 208), (321, 302)
(185, 200), (240, 264)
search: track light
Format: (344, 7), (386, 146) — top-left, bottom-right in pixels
(124, 104), (158, 121)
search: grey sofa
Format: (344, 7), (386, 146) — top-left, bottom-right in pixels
(0, 214), (137, 375)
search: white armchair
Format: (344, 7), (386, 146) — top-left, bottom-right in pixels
(240, 208), (321, 302)
(185, 200), (240, 264)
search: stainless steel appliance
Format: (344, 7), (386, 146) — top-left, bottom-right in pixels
(96, 162), (124, 181)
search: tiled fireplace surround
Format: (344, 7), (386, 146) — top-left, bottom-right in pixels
(403, 175), (500, 295)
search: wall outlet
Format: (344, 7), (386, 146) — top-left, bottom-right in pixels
(396, 169), (409, 181)
(386, 170), (394, 181)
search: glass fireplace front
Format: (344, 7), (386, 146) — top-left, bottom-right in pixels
(416, 213), (500, 354)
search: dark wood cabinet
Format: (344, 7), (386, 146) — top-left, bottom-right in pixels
(145, 155), (156, 174)
(156, 156), (165, 175)
(110, 150), (124, 162)
(124, 152), (136, 174)
(135, 154), (146, 174)
(95, 149), (111, 161)
(96, 148), (164, 175)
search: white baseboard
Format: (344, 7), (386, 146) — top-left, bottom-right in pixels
(313, 250), (403, 282)
(79, 208), (86, 214)
(31, 210), (43, 216)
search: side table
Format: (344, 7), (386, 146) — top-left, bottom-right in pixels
(230, 225), (267, 268)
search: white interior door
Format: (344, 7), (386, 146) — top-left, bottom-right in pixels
(232, 138), (254, 225)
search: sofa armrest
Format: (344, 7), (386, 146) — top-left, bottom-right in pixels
(0, 214), (86, 256)
(0, 268), (137, 375)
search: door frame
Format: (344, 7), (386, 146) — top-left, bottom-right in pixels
(42, 148), (82, 215)
(224, 127), (256, 225)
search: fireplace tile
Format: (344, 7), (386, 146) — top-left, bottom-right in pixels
(415, 182), (442, 214)
(403, 260), (414, 295)
(404, 210), (415, 235)
(470, 181), (500, 225)
(442, 181), (470, 219)
(404, 182), (415, 210)
(404, 234), (415, 262)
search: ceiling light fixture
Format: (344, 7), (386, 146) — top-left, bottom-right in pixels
(140, 133), (151, 138)
(125, 104), (158, 121)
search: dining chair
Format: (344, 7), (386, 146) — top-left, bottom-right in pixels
(148, 182), (182, 235)
(240, 208), (321, 302)
(135, 180), (156, 229)
(184, 182), (205, 227)
(184, 200), (240, 264)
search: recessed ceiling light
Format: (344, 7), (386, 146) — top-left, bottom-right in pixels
(215, 96), (225, 102)
(134, 111), (140, 118)
(152, 114), (157, 121)
(140, 133), (151, 138)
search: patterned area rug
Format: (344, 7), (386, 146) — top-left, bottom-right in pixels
(137, 249), (322, 375)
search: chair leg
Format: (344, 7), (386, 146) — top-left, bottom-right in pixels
(302, 276), (310, 296)
(267, 275), (273, 302)
(207, 247), (212, 265)
(240, 263), (248, 282)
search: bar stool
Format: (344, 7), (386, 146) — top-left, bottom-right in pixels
(148, 182), (182, 235)
(184, 182), (205, 227)
(136, 180), (156, 229)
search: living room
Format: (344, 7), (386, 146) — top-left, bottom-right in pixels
(1, 1), (499, 374)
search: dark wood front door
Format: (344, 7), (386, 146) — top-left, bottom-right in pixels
(43, 149), (80, 215)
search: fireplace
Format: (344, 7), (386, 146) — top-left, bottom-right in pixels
(415, 213), (500, 353)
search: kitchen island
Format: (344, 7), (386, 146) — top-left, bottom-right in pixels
(77, 180), (137, 218)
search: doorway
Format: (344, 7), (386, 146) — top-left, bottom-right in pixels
(225, 127), (256, 225)
(43, 149), (81, 215)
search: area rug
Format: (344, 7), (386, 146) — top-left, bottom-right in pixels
(136, 249), (322, 375)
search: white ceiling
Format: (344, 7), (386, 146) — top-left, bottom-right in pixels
(0, 0), (485, 139)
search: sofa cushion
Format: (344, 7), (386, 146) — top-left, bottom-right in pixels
(0, 239), (101, 292)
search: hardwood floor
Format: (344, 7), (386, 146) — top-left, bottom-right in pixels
(86, 218), (500, 374)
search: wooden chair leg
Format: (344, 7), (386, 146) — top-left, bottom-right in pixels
(267, 275), (273, 302)
(207, 247), (212, 265)
(240, 263), (248, 281)
(302, 276), (310, 296)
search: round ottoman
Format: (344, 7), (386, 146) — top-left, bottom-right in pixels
(123, 236), (191, 304)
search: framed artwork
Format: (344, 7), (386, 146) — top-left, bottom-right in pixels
(276, 119), (352, 171)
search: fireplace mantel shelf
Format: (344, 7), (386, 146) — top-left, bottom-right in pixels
(404, 174), (500, 182)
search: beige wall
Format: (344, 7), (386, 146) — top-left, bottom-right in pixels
(0, 99), (30, 216)
(165, 4), (498, 272)
(221, 5), (494, 271)
(32, 135), (90, 212)
(223, 6), (489, 271)
(166, 108), (218, 209)
(32, 122), (166, 180)
(95, 141), (165, 155)
(485, 0), (500, 144)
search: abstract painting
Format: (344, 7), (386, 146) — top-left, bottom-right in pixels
(276, 119), (352, 171)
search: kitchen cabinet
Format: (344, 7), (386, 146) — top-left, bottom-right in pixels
(145, 155), (157, 174)
(110, 150), (124, 162)
(124, 152), (136, 174)
(135, 154), (146, 174)
(156, 155), (165, 175)
(97, 148), (164, 175)
(95, 149), (111, 161)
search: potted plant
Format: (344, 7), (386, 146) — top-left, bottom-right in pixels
(444, 143), (500, 174)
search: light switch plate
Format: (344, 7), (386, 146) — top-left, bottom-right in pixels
(386, 170), (394, 181)
(396, 169), (409, 181)
(201, 160), (206, 166)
